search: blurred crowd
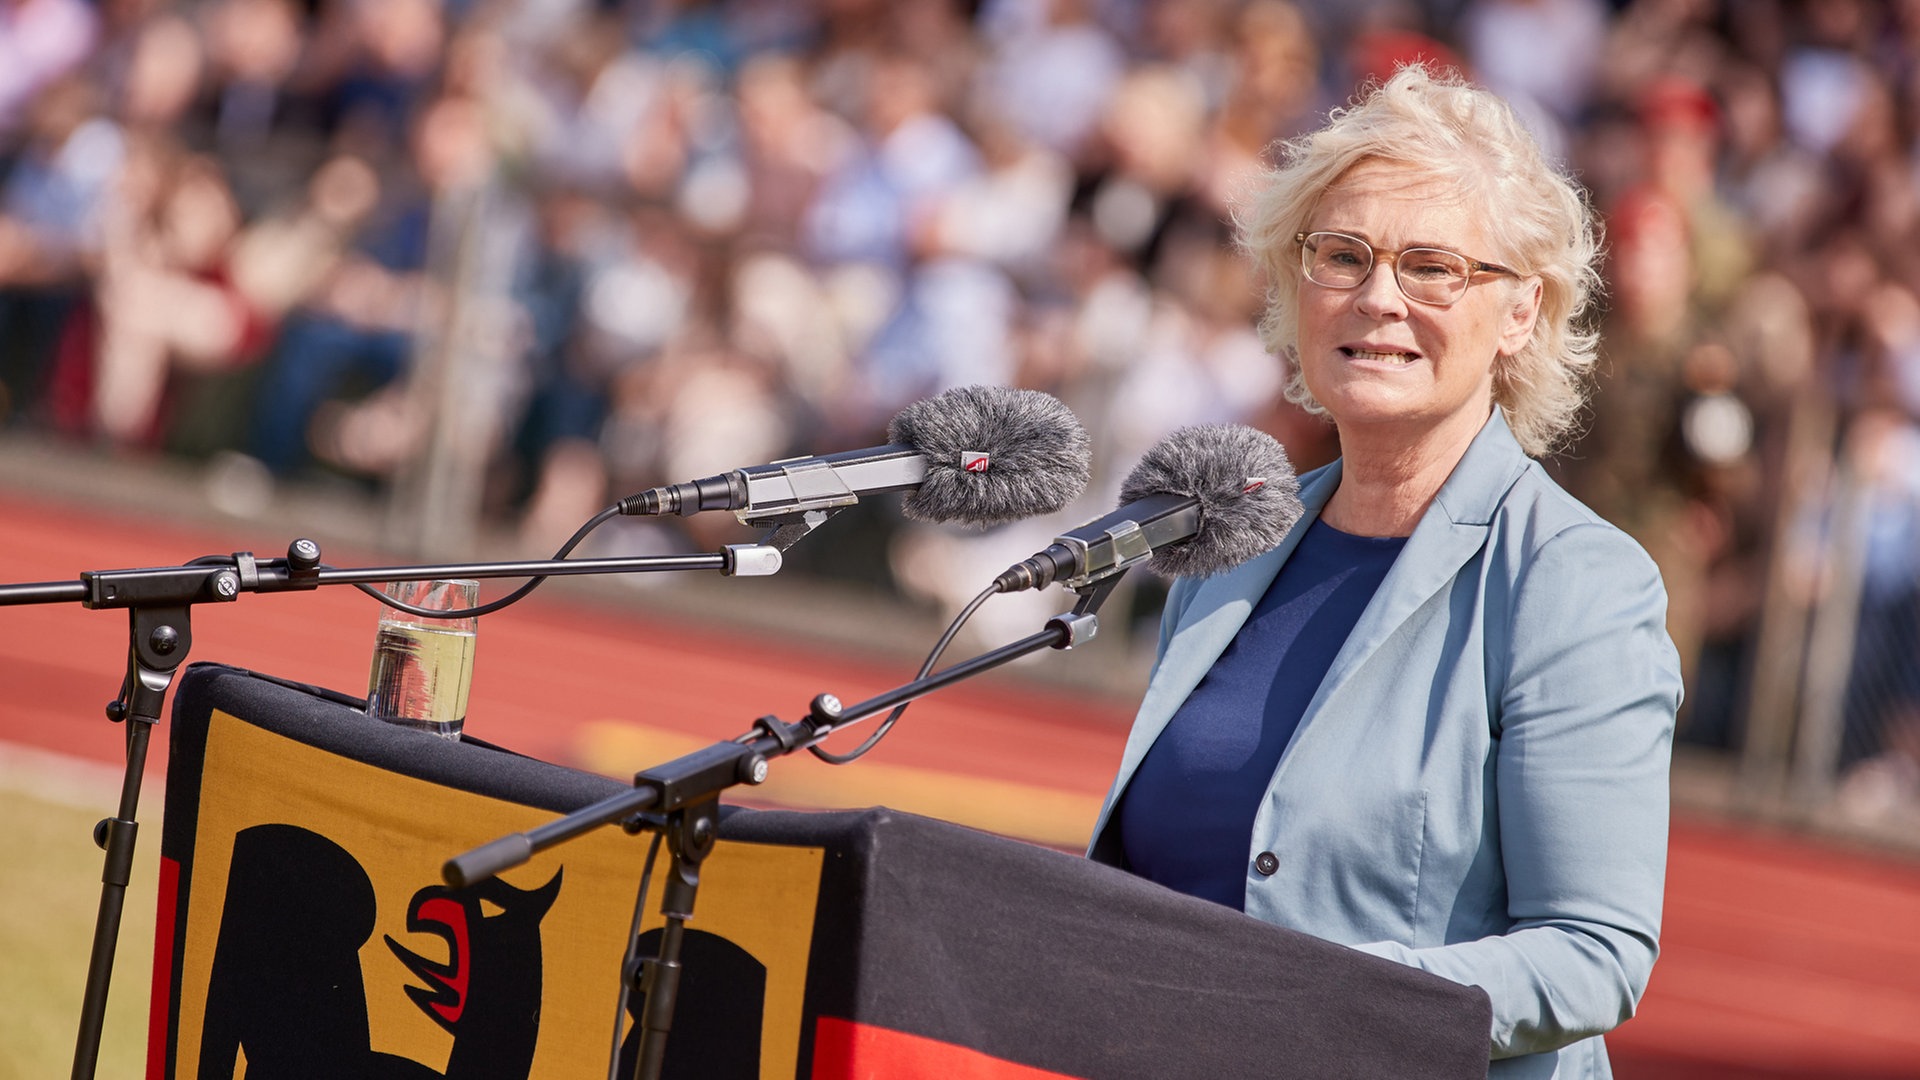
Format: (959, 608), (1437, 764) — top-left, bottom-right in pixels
(2, 0), (1918, 816)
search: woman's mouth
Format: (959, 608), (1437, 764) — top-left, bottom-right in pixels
(1342, 347), (1419, 365)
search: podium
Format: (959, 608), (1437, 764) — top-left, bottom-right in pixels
(151, 662), (1493, 1079)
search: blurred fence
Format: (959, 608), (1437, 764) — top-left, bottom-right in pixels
(1740, 404), (1920, 844)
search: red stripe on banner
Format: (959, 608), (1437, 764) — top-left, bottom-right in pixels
(812, 1016), (1084, 1080)
(148, 855), (181, 1079)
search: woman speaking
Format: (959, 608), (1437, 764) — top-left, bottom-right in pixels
(1088, 65), (1683, 1079)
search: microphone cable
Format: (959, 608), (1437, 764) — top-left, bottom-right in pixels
(806, 580), (1000, 766)
(609, 826), (666, 1080)
(803, 422), (1304, 765)
(342, 503), (625, 622)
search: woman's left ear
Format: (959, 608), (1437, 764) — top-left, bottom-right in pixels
(1497, 278), (1543, 356)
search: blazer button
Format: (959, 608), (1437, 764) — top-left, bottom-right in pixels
(1254, 851), (1280, 876)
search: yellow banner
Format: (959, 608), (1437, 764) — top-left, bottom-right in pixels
(172, 710), (822, 1079)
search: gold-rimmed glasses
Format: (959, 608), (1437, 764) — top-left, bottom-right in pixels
(1296, 230), (1516, 308)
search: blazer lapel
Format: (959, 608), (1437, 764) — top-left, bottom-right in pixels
(1286, 411), (1532, 742)
(1107, 461), (1341, 788)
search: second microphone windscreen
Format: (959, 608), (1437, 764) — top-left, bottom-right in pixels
(1120, 424), (1304, 578)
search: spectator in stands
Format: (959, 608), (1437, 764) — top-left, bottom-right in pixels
(0, 0), (99, 139)
(90, 147), (266, 446)
(0, 73), (114, 423)
(191, 0), (320, 214)
(241, 89), (449, 478)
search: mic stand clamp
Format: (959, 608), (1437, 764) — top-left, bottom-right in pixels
(626, 796), (720, 1080)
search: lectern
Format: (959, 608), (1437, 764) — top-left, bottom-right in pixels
(151, 662), (1492, 1079)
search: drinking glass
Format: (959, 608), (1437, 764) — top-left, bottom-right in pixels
(365, 578), (477, 740)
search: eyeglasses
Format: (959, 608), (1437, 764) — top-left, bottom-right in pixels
(1296, 231), (1516, 308)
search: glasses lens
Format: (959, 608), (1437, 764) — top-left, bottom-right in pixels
(1396, 248), (1471, 304)
(1303, 233), (1371, 288)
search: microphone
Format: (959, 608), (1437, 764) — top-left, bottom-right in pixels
(618, 385), (1093, 528)
(994, 424), (1303, 593)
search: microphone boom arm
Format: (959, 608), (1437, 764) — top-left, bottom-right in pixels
(444, 587), (1110, 886)
(442, 572), (1122, 1080)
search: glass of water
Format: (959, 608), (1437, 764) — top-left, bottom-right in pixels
(365, 578), (478, 740)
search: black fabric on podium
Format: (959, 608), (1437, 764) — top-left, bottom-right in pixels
(729, 808), (1494, 1080)
(157, 661), (1492, 1080)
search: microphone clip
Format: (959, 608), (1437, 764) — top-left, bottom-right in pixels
(754, 506), (849, 552)
(1055, 517), (1155, 591)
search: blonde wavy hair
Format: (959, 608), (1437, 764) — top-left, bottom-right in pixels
(1237, 64), (1602, 457)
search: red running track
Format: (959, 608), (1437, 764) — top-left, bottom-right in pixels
(2, 490), (1916, 1078)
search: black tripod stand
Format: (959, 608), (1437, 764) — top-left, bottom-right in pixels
(0, 533), (796, 1080)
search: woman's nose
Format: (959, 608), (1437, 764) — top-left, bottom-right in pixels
(1352, 257), (1410, 318)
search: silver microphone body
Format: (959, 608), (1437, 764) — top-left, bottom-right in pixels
(993, 492), (1201, 593)
(994, 423), (1305, 593)
(625, 445), (929, 521)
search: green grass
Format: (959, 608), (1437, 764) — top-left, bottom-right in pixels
(0, 772), (157, 1080)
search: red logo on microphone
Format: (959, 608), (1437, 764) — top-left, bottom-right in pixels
(1242, 477), (1266, 493)
(962, 451), (991, 473)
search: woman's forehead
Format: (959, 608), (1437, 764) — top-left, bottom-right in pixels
(1310, 160), (1482, 247)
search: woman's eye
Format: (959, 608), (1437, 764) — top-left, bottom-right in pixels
(1404, 257), (1461, 280)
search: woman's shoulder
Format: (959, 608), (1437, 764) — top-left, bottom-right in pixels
(1503, 458), (1612, 531)
(1435, 417), (1654, 570)
(1496, 460), (1666, 585)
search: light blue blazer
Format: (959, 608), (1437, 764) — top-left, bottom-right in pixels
(1088, 411), (1683, 1079)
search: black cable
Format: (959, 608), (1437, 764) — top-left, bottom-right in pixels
(807, 581), (1000, 765)
(611, 828), (665, 1080)
(351, 504), (624, 620)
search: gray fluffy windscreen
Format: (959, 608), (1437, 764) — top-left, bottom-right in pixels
(1119, 424), (1304, 577)
(888, 385), (1093, 527)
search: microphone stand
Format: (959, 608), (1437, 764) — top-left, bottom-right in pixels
(443, 575), (1126, 1080)
(0, 533), (797, 1080)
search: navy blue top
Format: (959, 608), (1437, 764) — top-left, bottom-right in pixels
(1117, 519), (1407, 908)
